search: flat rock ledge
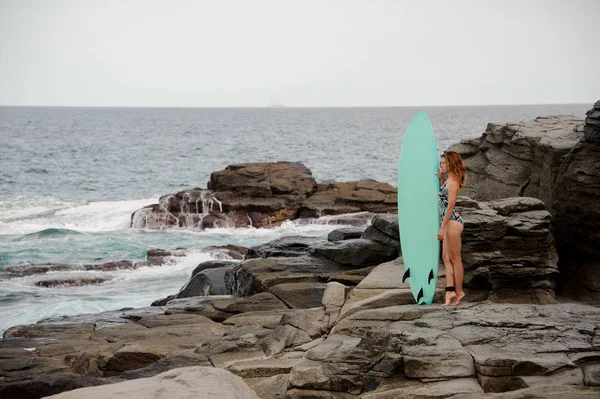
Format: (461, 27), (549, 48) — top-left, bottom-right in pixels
(2, 261), (599, 399)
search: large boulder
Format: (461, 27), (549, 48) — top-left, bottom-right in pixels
(209, 162), (316, 200)
(207, 162), (316, 228)
(175, 264), (235, 298)
(225, 256), (345, 297)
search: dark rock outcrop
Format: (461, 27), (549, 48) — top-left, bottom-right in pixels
(225, 256), (345, 297)
(457, 196), (558, 301)
(552, 101), (600, 300)
(1, 260), (151, 278)
(447, 115), (584, 204)
(297, 180), (397, 218)
(311, 239), (398, 268)
(447, 107), (599, 300)
(131, 162), (396, 229)
(175, 263), (236, 298)
(360, 196), (558, 301)
(191, 260), (239, 277)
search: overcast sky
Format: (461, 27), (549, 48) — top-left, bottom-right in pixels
(1, 0), (598, 107)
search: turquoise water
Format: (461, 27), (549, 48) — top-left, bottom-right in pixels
(0, 104), (591, 335)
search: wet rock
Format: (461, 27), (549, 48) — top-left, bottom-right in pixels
(191, 260), (239, 276)
(175, 264), (235, 298)
(2, 260), (151, 278)
(36, 278), (109, 288)
(327, 227), (365, 242)
(202, 245), (249, 260)
(246, 236), (328, 259)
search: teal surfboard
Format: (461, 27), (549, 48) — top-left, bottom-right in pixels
(398, 112), (440, 304)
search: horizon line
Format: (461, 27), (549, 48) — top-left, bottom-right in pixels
(0, 101), (594, 109)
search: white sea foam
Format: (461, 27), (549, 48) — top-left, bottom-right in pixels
(0, 251), (218, 335)
(0, 197), (157, 235)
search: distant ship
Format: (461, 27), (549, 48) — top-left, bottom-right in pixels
(267, 100), (286, 108)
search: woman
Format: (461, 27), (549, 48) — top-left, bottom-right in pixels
(437, 151), (466, 306)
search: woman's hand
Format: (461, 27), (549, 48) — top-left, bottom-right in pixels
(437, 228), (444, 241)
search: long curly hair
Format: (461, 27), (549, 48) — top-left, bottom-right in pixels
(443, 151), (466, 187)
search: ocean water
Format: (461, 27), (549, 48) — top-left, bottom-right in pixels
(0, 104), (591, 335)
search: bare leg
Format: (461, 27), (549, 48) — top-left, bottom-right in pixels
(442, 228), (456, 306)
(446, 221), (465, 306)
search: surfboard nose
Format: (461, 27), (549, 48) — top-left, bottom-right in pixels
(408, 112), (433, 132)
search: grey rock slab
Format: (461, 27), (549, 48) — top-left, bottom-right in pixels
(361, 378), (483, 398)
(209, 349), (268, 369)
(311, 239), (398, 268)
(228, 357), (304, 378)
(304, 335), (362, 362)
(260, 324), (313, 357)
(244, 374), (290, 399)
(450, 385), (600, 398)
(270, 282), (328, 309)
(584, 363), (600, 387)
(45, 366), (260, 398)
(222, 310), (294, 329)
(118, 351), (212, 380)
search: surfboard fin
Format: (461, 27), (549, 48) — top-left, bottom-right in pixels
(428, 269), (434, 284)
(417, 287), (424, 303)
(402, 268), (410, 283)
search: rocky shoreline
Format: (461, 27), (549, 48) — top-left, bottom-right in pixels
(1, 103), (599, 398)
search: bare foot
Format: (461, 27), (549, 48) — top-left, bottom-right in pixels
(442, 291), (456, 306)
(450, 291), (465, 306)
